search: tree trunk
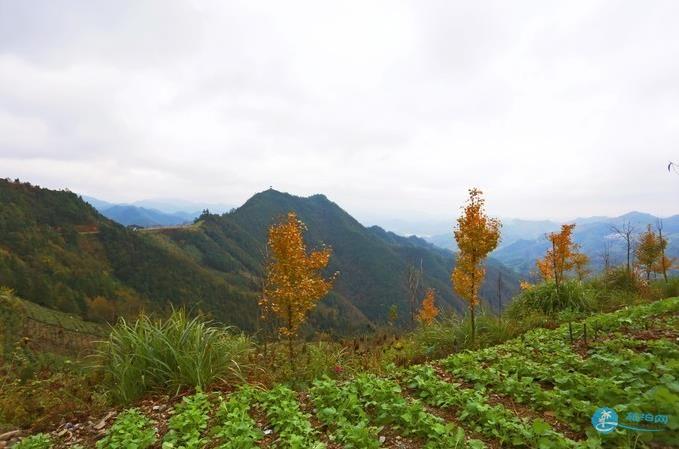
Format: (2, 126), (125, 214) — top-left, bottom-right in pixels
(470, 304), (476, 344)
(497, 272), (503, 322)
(659, 226), (669, 283)
(287, 304), (294, 368)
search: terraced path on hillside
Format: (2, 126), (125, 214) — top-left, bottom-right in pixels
(17, 298), (679, 449)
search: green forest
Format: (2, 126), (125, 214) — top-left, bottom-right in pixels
(0, 179), (519, 335)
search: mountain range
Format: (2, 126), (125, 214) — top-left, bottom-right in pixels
(81, 196), (233, 228)
(0, 179), (519, 335)
(80, 192), (679, 282)
(425, 212), (679, 277)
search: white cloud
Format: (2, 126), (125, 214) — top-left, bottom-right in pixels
(0, 0), (677, 222)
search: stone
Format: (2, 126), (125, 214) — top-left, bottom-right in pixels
(94, 411), (116, 430)
(0, 431), (22, 442)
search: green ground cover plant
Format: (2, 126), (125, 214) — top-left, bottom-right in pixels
(11, 434), (52, 449)
(403, 364), (578, 448)
(309, 377), (381, 449)
(257, 384), (325, 449)
(352, 373), (484, 449)
(162, 390), (211, 449)
(211, 386), (263, 449)
(96, 408), (156, 449)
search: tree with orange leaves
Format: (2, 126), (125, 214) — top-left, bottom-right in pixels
(452, 188), (501, 342)
(417, 288), (439, 325)
(260, 212), (336, 361)
(536, 224), (589, 293)
(636, 224), (662, 280)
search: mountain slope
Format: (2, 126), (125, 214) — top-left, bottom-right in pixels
(0, 179), (259, 330)
(157, 189), (520, 326)
(0, 180), (520, 335)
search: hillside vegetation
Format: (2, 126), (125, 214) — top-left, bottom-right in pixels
(11, 297), (678, 449)
(0, 179), (519, 335)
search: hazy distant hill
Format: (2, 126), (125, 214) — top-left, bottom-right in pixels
(100, 205), (194, 227)
(425, 218), (562, 252)
(130, 198), (233, 215)
(493, 212), (679, 277)
(81, 195), (233, 228)
(0, 180), (520, 335)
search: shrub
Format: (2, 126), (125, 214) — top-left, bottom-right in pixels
(602, 266), (648, 295)
(0, 287), (26, 358)
(97, 310), (253, 403)
(0, 363), (107, 431)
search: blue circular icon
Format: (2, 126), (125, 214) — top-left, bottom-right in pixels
(592, 407), (618, 433)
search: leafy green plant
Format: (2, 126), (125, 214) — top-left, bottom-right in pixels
(96, 408), (156, 449)
(11, 433), (52, 449)
(404, 364), (576, 448)
(162, 390), (211, 449)
(258, 384), (325, 449)
(98, 310), (253, 402)
(352, 373), (479, 449)
(212, 386), (262, 449)
(310, 377), (380, 449)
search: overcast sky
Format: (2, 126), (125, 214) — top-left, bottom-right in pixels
(1, 1), (677, 223)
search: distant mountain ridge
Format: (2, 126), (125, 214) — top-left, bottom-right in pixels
(426, 211), (679, 277)
(99, 205), (195, 228)
(0, 180), (520, 335)
(81, 195), (235, 228)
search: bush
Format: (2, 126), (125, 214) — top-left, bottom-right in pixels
(602, 266), (648, 295)
(0, 287), (26, 358)
(0, 360), (107, 431)
(506, 280), (595, 317)
(97, 310), (253, 403)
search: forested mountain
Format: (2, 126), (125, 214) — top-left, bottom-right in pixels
(0, 179), (259, 330)
(0, 179), (520, 335)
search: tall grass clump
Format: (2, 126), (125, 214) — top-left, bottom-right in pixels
(651, 277), (679, 300)
(506, 279), (595, 318)
(98, 310), (253, 403)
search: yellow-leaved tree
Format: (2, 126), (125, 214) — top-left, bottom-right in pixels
(536, 224), (588, 294)
(260, 212), (336, 361)
(452, 188), (501, 342)
(636, 224), (662, 280)
(417, 288), (439, 325)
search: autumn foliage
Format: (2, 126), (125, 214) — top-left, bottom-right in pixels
(536, 224), (589, 289)
(417, 288), (439, 325)
(452, 188), (501, 341)
(636, 224), (674, 280)
(260, 212), (336, 348)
